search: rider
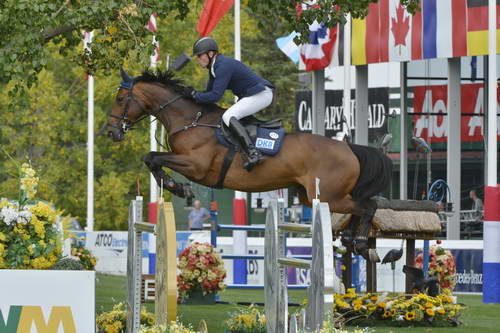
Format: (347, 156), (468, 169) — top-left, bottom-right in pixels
(187, 37), (275, 172)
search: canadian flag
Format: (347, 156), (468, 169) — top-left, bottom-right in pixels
(197, 0), (234, 37)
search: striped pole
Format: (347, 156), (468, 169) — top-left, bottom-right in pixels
(147, 13), (160, 274)
(483, 0), (499, 304)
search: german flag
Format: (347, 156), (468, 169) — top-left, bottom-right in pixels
(467, 0), (500, 55)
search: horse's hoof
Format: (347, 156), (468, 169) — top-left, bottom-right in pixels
(368, 249), (381, 263)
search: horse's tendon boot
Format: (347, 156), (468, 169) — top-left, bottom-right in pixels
(341, 230), (355, 253)
(353, 238), (380, 263)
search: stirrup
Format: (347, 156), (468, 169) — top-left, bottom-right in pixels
(243, 150), (263, 172)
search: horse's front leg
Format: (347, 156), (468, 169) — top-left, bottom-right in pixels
(144, 151), (194, 198)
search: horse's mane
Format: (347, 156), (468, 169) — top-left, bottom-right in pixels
(135, 69), (222, 113)
(135, 69), (186, 96)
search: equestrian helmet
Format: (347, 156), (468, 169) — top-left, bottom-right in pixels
(192, 37), (218, 56)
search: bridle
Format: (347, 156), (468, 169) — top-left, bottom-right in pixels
(108, 79), (220, 138)
(108, 79), (184, 134)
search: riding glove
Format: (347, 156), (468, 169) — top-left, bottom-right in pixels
(183, 86), (197, 99)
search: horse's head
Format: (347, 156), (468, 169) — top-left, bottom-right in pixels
(107, 68), (149, 142)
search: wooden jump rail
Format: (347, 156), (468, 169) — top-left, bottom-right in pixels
(127, 196), (177, 333)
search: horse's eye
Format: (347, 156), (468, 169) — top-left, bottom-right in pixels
(116, 96), (124, 102)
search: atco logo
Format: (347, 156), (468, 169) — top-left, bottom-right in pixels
(269, 132), (279, 139)
(0, 305), (76, 332)
(95, 233), (113, 247)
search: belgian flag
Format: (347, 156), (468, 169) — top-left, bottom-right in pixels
(467, 0), (500, 55)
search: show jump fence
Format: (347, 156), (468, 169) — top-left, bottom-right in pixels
(127, 196), (177, 333)
(265, 199), (344, 332)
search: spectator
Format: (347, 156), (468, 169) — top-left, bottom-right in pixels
(188, 200), (210, 231)
(469, 190), (483, 222)
(469, 190), (483, 212)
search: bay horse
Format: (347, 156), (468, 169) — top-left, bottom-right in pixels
(107, 69), (393, 262)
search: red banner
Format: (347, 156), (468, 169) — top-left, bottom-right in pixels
(412, 83), (500, 142)
(197, 0), (234, 37)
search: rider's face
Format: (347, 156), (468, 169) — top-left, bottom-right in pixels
(196, 53), (210, 68)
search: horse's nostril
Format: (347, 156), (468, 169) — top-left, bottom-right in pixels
(108, 131), (114, 138)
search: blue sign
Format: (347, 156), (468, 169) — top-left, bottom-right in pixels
(450, 249), (483, 293)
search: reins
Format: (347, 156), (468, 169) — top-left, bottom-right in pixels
(112, 80), (221, 142)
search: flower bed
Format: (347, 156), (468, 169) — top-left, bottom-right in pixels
(0, 163), (61, 269)
(177, 242), (226, 302)
(333, 288), (466, 327)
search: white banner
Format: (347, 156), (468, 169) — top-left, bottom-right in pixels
(85, 231), (130, 274)
(0, 270), (95, 333)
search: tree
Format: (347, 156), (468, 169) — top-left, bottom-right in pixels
(0, 0), (419, 94)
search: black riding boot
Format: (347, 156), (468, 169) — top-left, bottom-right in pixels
(228, 117), (263, 171)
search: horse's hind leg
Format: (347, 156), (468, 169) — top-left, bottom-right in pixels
(341, 215), (360, 253)
(353, 198), (380, 262)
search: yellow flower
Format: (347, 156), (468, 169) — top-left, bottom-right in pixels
(353, 304), (362, 311)
(367, 305), (377, 311)
(0, 232), (6, 241)
(437, 308), (445, 315)
(426, 308), (435, 316)
(405, 311), (415, 321)
(425, 302), (434, 308)
(377, 302), (386, 308)
(353, 299), (362, 305)
(383, 310), (391, 318)
(370, 295), (378, 302)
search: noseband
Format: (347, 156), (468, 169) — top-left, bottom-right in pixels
(108, 80), (183, 134)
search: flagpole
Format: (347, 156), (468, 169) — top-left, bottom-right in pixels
(343, 15), (351, 140)
(85, 31), (94, 232)
(149, 14), (159, 203)
(483, 0), (499, 304)
(232, 0), (248, 286)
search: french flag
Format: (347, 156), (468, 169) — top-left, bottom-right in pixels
(411, 0), (467, 60)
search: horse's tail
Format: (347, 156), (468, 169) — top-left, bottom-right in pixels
(348, 143), (393, 202)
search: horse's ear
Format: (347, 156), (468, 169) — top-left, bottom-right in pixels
(120, 67), (132, 82)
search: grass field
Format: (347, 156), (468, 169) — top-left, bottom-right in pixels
(96, 274), (500, 333)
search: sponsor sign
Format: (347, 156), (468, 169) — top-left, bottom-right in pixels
(295, 88), (389, 141)
(85, 231), (131, 275)
(0, 270), (95, 333)
(450, 249), (483, 293)
(412, 83), (500, 142)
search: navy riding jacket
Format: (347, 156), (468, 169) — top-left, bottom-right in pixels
(194, 54), (273, 104)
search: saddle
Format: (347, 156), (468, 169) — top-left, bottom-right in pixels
(211, 115), (285, 190)
(216, 115), (285, 156)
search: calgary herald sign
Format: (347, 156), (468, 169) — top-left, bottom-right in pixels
(295, 89), (389, 142)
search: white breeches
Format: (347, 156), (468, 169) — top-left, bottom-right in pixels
(222, 87), (274, 126)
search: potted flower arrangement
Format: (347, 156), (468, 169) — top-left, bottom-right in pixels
(224, 306), (266, 332)
(70, 242), (98, 270)
(332, 288), (466, 327)
(177, 242), (226, 304)
(415, 241), (457, 292)
(0, 163), (61, 269)
(137, 321), (197, 333)
(96, 303), (155, 333)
